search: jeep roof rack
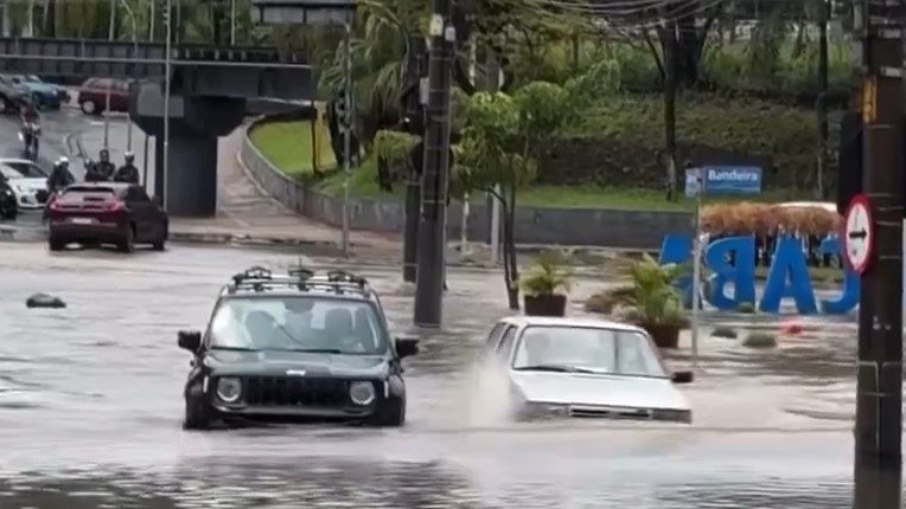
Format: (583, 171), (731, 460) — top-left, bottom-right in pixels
(227, 265), (372, 297)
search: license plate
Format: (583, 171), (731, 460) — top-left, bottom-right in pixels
(69, 217), (93, 225)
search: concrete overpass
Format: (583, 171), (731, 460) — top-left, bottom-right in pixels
(0, 37), (313, 216)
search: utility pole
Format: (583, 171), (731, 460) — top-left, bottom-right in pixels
(413, 0), (455, 327)
(402, 34), (426, 284)
(340, 20), (353, 257)
(852, 0), (904, 504)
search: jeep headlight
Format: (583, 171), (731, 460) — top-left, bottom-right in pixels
(216, 377), (242, 403)
(349, 381), (376, 406)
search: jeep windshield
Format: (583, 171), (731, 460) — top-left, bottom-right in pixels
(209, 296), (388, 355)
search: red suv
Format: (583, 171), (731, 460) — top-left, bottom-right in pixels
(77, 77), (129, 116)
(47, 183), (168, 253)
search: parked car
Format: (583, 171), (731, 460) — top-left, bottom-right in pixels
(0, 173), (18, 220)
(77, 77), (129, 116)
(0, 75), (30, 114)
(0, 158), (50, 210)
(46, 182), (168, 252)
(177, 266), (419, 430)
(4, 74), (66, 109)
(478, 316), (693, 423)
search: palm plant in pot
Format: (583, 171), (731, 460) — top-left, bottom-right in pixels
(622, 254), (690, 349)
(520, 250), (573, 317)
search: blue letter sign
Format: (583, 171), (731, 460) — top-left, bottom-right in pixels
(703, 166), (763, 195)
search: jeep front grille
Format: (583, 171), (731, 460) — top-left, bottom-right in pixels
(242, 376), (350, 407)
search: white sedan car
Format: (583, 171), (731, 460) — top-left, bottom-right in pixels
(479, 316), (693, 423)
(0, 158), (50, 210)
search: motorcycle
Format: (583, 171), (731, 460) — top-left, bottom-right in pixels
(19, 123), (40, 161)
(0, 179), (17, 221)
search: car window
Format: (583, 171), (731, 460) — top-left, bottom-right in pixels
(485, 323), (506, 348)
(495, 326), (517, 361)
(511, 326), (666, 377)
(208, 296), (388, 355)
(0, 166), (23, 179)
(59, 187), (118, 204)
(5, 162), (47, 178)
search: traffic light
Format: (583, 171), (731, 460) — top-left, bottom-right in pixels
(333, 84), (352, 133)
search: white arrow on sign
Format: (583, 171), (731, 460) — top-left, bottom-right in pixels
(844, 194), (873, 274)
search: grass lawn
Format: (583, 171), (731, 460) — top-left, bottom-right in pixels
(248, 120), (335, 180)
(251, 119), (816, 211)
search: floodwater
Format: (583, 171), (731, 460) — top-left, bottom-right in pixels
(0, 241), (878, 508)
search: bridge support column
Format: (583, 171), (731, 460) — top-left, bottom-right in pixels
(153, 134), (218, 216)
(132, 81), (246, 218)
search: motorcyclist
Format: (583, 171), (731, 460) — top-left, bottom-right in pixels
(112, 152), (139, 184)
(85, 149), (115, 182)
(46, 157), (74, 194)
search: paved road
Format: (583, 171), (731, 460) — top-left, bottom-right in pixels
(0, 242), (876, 508)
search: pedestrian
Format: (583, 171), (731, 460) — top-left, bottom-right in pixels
(113, 152), (139, 184)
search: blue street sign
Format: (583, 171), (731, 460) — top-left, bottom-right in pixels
(684, 169), (701, 198)
(701, 166), (763, 195)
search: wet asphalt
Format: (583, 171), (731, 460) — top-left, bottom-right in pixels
(0, 109), (881, 508)
(0, 239), (872, 509)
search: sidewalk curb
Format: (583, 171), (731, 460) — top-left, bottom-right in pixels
(0, 220), (638, 271)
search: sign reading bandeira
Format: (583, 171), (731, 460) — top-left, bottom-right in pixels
(702, 166), (763, 195)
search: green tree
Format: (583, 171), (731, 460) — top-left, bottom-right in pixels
(457, 81), (573, 309)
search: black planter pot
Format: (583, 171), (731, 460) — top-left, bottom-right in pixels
(524, 294), (567, 317)
(639, 322), (681, 349)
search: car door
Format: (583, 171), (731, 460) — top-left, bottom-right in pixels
(125, 185), (154, 241)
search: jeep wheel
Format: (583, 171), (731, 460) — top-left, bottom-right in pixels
(370, 397), (406, 427)
(183, 399), (212, 430)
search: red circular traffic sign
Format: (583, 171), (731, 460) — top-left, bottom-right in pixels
(842, 193), (874, 275)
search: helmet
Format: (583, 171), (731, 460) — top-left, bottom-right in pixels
(124, 152), (135, 162)
(99, 148), (109, 160)
(57, 156), (69, 168)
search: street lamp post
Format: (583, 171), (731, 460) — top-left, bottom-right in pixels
(103, 0), (116, 149)
(142, 0), (155, 189)
(120, 0), (138, 153)
(162, 0), (172, 210)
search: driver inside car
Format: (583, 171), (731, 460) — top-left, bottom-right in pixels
(325, 308), (367, 353)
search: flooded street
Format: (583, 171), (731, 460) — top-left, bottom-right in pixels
(0, 242), (868, 507)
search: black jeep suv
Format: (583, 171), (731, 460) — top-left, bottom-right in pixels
(177, 266), (418, 429)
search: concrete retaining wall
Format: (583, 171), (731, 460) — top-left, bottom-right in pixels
(240, 122), (694, 249)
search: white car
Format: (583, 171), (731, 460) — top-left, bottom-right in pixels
(0, 158), (50, 210)
(479, 316), (693, 423)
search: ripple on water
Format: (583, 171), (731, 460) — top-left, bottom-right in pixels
(0, 462), (862, 509)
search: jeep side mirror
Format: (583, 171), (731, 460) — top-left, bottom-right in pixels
(395, 336), (419, 358)
(671, 370), (694, 384)
(178, 330), (201, 351)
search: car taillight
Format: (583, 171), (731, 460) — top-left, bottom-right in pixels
(49, 200), (62, 211)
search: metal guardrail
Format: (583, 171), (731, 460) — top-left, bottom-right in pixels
(0, 37), (310, 80)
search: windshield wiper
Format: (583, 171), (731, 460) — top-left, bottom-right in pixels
(514, 364), (604, 374)
(284, 348), (344, 354)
